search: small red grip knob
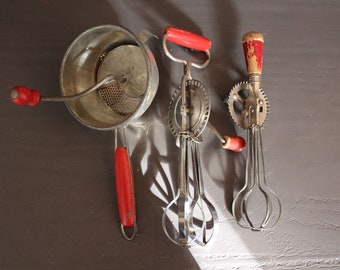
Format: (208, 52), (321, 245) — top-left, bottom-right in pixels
(242, 32), (264, 75)
(115, 147), (135, 227)
(10, 86), (41, 106)
(162, 26), (211, 51)
(222, 136), (246, 152)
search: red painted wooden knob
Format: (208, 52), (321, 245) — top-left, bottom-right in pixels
(242, 32), (264, 75)
(10, 86), (41, 106)
(222, 136), (246, 152)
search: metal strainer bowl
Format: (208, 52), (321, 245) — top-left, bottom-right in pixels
(60, 25), (159, 130)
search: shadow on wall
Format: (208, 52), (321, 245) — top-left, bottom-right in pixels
(202, 0), (247, 213)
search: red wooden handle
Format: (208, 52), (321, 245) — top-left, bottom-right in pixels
(115, 147), (135, 227)
(162, 26), (211, 51)
(10, 86), (41, 106)
(221, 136), (246, 152)
(242, 32), (264, 75)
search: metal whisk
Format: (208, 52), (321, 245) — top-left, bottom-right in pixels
(161, 26), (218, 246)
(227, 32), (281, 230)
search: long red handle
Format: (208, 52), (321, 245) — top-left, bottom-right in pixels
(10, 86), (41, 106)
(115, 147), (135, 227)
(221, 136), (246, 153)
(242, 32), (264, 75)
(162, 26), (211, 51)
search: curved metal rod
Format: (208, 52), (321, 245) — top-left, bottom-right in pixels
(41, 74), (115, 102)
(162, 189), (205, 246)
(256, 127), (281, 228)
(191, 142), (218, 245)
(232, 125), (281, 231)
(120, 223), (138, 241)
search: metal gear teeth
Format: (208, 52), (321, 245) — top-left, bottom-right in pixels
(168, 79), (210, 139)
(225, 81), (269, 129)
(224, 81), (248, 128)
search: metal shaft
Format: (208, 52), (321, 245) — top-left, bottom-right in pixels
(191, 142), (218, 245)
(41, 75), (115, 102)
(207, 122), (226, 144)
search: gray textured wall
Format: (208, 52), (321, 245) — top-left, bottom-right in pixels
(1, 0), (339, 269)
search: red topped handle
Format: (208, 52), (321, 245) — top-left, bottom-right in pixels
(162, 26), (211, 51)
(242, 32), (264, 75)
(221, 136), (246, 153)
(115, 147), (135, 227)
(10, 86), (41, 106)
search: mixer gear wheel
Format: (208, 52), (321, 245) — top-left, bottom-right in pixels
(168, 79), (210, 140)
(226, 81), (269, 129)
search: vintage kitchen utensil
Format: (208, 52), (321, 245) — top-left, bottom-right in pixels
(161, 26), (245, 246)
(162, 26), (214, 246)
(9, 25), (159, 239)
(226, 32), (281, 230)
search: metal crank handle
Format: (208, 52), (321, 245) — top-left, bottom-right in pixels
(207, 122), (246, 153)
(9, 74), (115, 106)
(162, 26), (211, 68)
(242, 32), (264, 75)
(115, 147), (137, 240)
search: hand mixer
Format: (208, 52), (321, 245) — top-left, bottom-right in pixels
(226, 32), (281, 230)
(162, 26), (245, 246)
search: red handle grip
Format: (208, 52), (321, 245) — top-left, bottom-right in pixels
(162, 26), (211, 51)
(115, 147), (135, 227)
(10, 86), (41, 106)
(221, 136), (246, 152)
(242, 32), (264, 75)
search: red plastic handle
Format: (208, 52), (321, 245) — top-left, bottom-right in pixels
(162, 26), (211, 51)
(222, 136), (246, 153)
(115, 147), (135, 227)
(10, 86), (41, 106)
(242, 32), (264, 75)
